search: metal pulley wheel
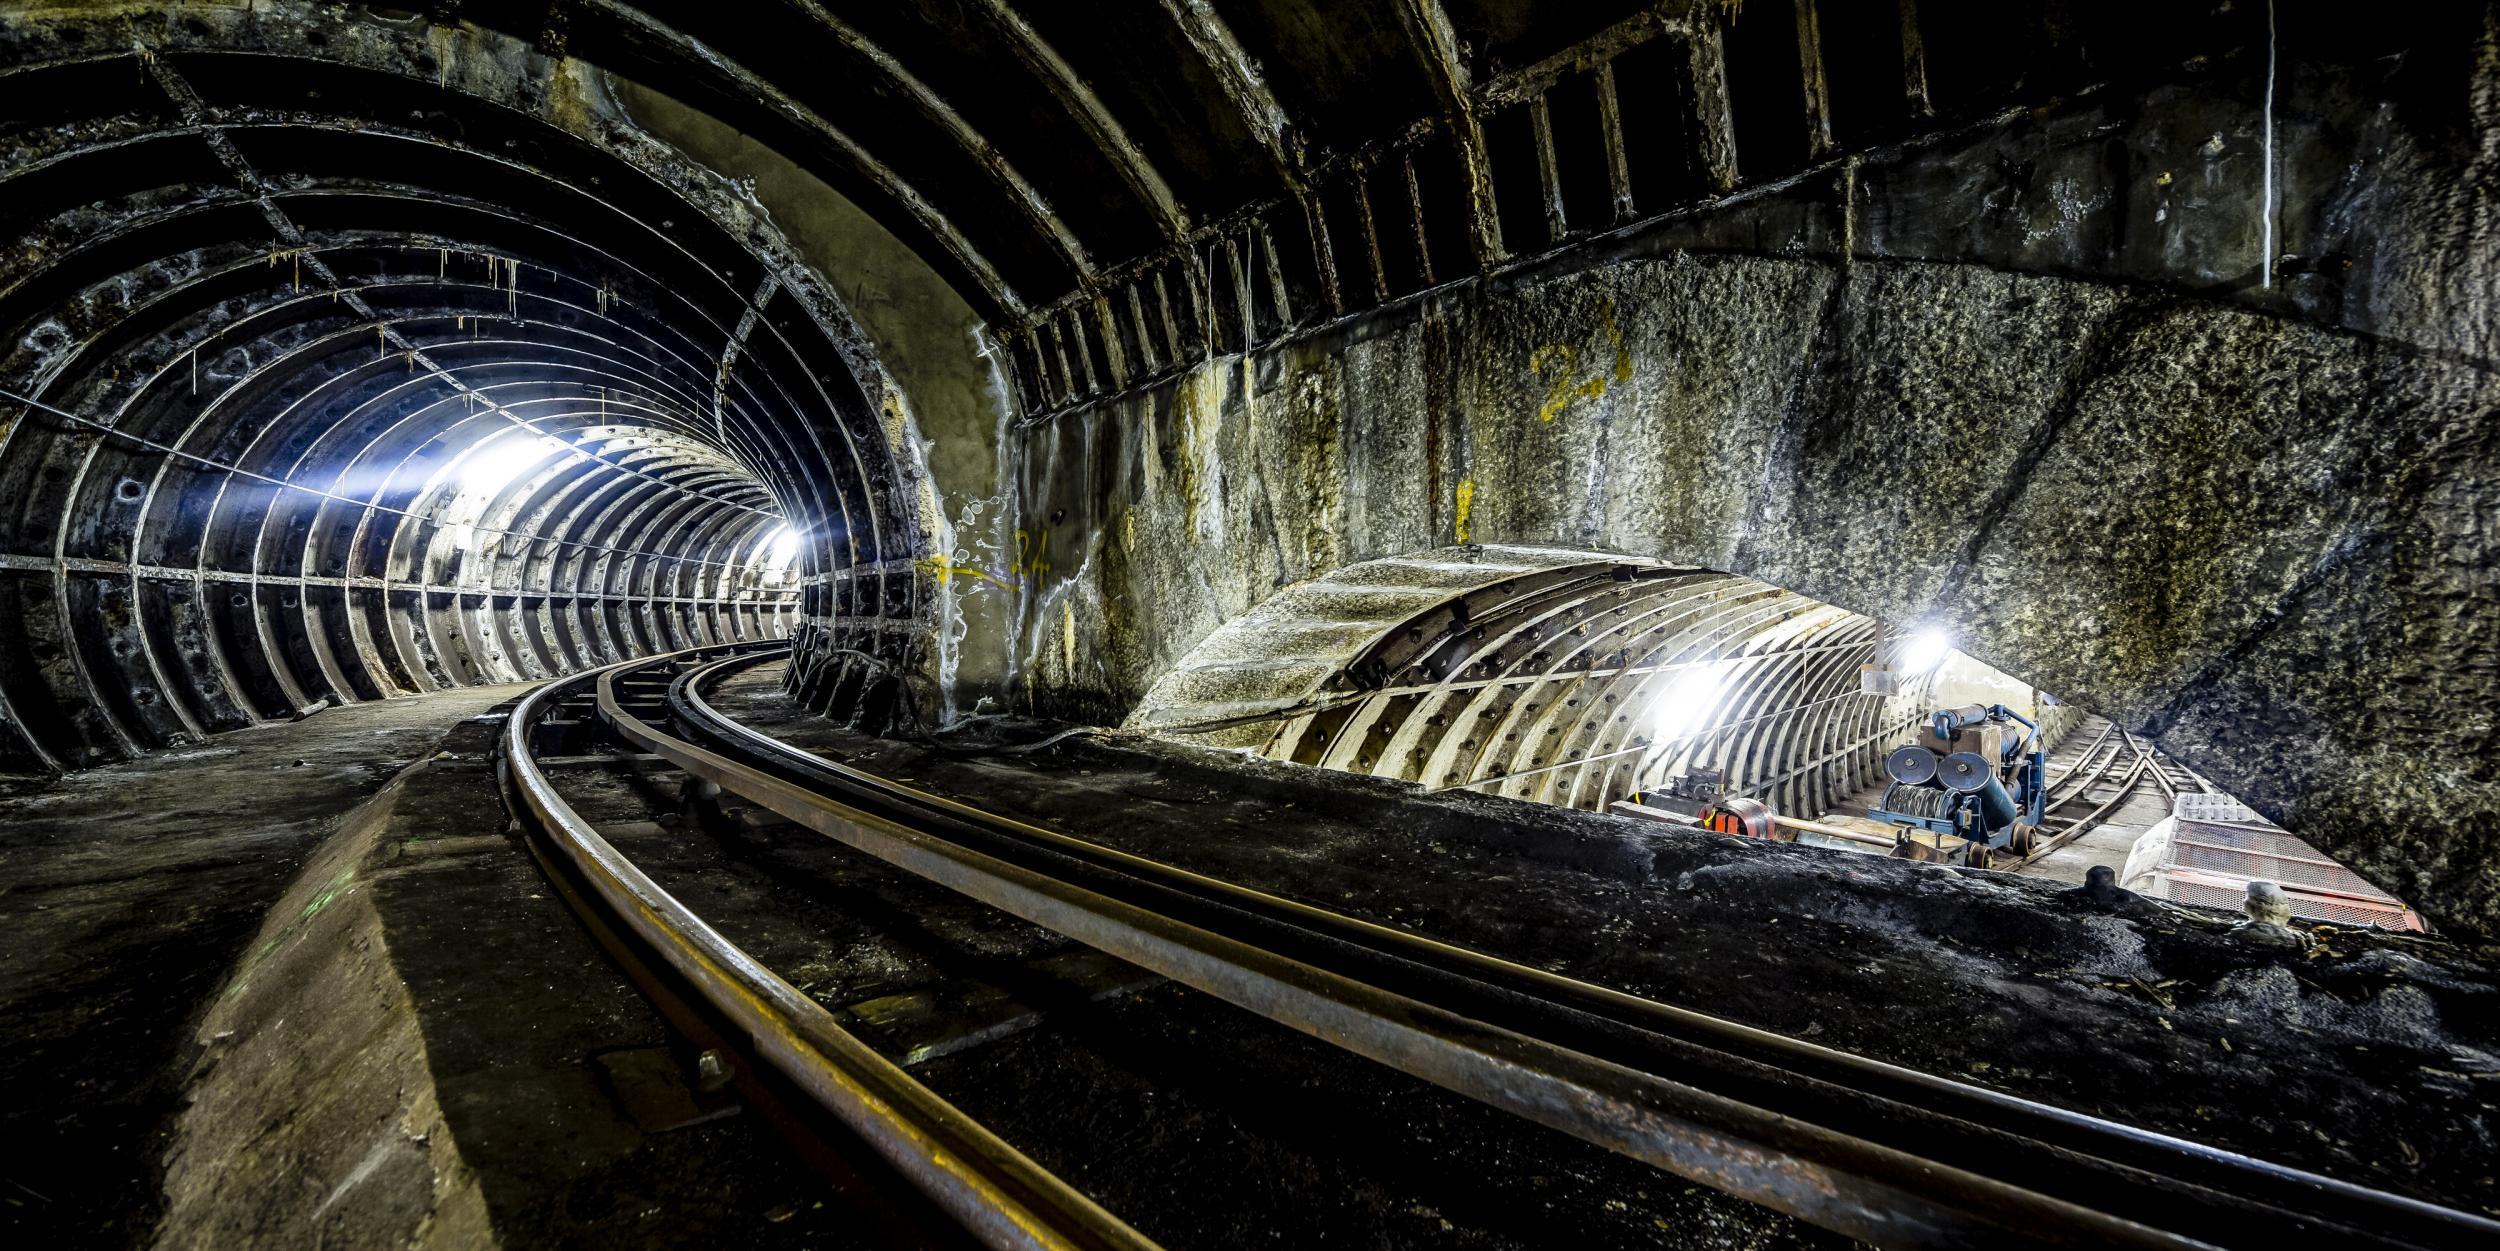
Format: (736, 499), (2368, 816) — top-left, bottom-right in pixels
(1936, 750), (1995, 793)
(1886, 744), (1940, 786)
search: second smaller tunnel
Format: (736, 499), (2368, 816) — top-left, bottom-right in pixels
(1129, 545), (2077, 818)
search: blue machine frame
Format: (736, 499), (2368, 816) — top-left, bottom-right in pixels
(1872, 704), (2046, 850)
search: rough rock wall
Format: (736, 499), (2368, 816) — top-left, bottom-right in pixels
(996, 47), (2500, 935)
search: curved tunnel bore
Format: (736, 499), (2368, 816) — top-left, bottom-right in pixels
(0, 38), (922, 772)
(2, 5), (2494, 1249)
(1133, 547), (2083, 819)
(1131, 548), (2438, 930)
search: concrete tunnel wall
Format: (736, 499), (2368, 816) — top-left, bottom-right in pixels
(992, 41), (2500, 936)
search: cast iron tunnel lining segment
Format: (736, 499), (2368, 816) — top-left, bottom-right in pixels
(0, 29), (927, 774)
(1131, 547), (2010, 819)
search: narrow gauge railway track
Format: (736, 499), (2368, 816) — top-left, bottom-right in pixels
(2017, 725), (2211, 869)
(503, 646), (1778, 1251)
(502, 643), (1157, 1251)
(504, 644), (2500, 1251)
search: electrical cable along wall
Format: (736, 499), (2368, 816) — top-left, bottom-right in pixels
(0, 16), (926, 774)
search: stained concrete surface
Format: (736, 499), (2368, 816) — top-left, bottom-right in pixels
(155, 709), (891, 1250)
(0, 686), (522, 1247)
(1000, 241), (2500, 942)
(976, 34), (2500, 940)
(717, 664), (2500, 1216)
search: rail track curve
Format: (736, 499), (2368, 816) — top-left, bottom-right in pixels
(499, 642), (2500, 1251)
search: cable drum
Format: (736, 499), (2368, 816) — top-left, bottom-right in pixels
(1879, 782), (1954, 820)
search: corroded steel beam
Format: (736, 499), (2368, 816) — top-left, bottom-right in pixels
(1389, 0), (1505, 270)
(967, 0), (1190, 242)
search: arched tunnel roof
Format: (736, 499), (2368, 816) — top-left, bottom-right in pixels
(12, 1), (2238, 424)
(1133, 546), (1953, 817)
(0, 7), (923, 771)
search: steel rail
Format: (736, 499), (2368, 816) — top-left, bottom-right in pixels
(2018, 756), (2153, 870)
(2045, 732), (2127, 808)
(2135, 734), (2186, 805)
(619, 644), (2500, 1251)
(2046, 719), (2119, 792)
(499, 645), (1162, 1251)
(2013, 724), (2158, 865)
(623, 657), (2159, 1249)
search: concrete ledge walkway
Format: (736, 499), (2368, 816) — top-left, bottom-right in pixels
(0, 688), (521, 1246)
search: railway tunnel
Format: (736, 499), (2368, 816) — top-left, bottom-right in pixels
(2, 2), (2496, 1249)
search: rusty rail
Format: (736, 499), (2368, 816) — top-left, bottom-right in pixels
(500, 644), (1162, 1251)
(587, 642), (2499, 1251)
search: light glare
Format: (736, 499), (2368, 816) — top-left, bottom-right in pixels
(768, 525), (803, 568)
(458, 435), (565, 496)
(1651, 663), (1726, 745)
(1901, 629), (1953, 673)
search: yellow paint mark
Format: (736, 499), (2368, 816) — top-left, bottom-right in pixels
(1533, 344), (1605, 422)
(1530, 297), (1633, 422)
(916, 555), (1010, 592)
(1122, 510), (1137, 553)
(1454, 477), (1476, 544)
(1060, 599), (1078, 676)
(1012, 528), (1053, 582)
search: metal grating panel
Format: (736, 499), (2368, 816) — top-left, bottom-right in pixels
(2163, 868), (2425, 932)
(2172, 792), (2258, 823)
(2147, 798), (2425, 932)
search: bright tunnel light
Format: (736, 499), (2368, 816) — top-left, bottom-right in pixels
(458, 434), (566, 496)
(1651, 662), (1727, 746)
(767, 524), (803, 568)
(1900, 629), (1953, 673)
